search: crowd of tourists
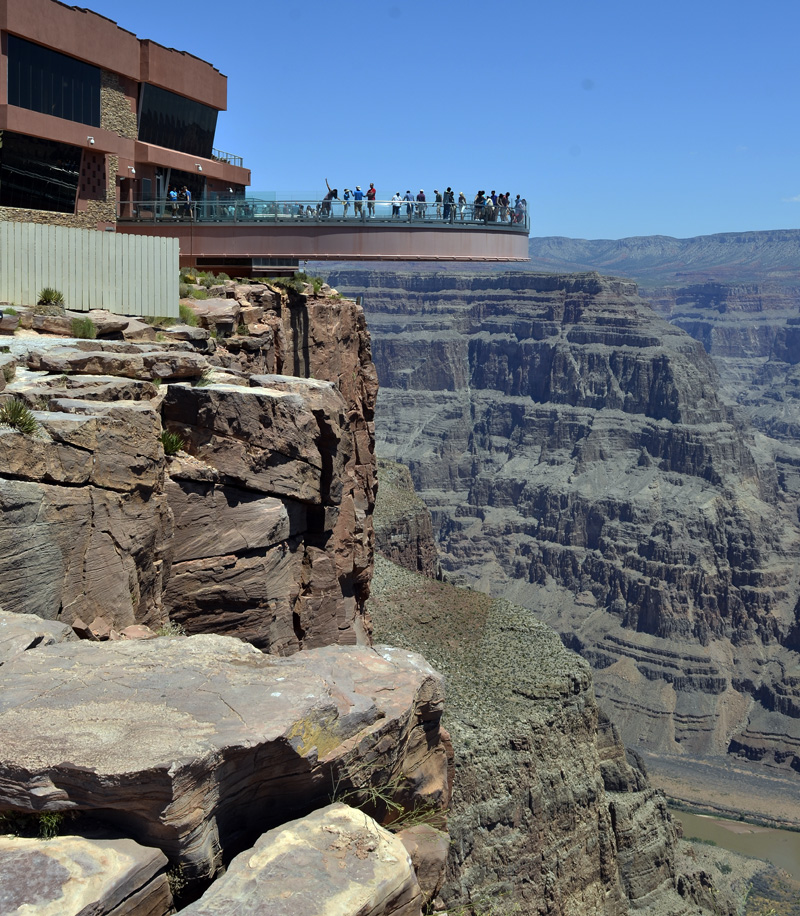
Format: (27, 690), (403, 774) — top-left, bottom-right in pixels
(321, 180), (527, 224)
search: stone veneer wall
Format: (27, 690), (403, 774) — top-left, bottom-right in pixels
(0, 71), (129, 229)
(101, 70), (138, 139)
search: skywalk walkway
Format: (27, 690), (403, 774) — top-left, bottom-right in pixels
(116, 198), (530, 273)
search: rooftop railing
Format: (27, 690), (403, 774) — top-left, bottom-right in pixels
(117, 198), (530, 232)
(211, 149), (244, 168)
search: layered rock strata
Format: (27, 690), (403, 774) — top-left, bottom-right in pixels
(327, 269), (800, 778)
(0, 280), (377, 651)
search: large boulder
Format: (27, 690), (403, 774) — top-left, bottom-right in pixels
(0, 610), (77, 667)
(182, 804), (423, 916)
(0, 833), (172, 916)
(0, 637), (448, 880)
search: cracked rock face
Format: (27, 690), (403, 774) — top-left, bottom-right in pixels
(0, 286), (378, 648)
(0, 636), (448, 880)
(182, 803), (423, 916)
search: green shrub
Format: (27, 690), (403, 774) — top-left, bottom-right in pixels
(37, 287), (64, 306)
(190, 288), (209, 300)
(0, 398), (39, 435)
(3, 306), (17, 316)
(194, 369), (214, 387)
(156, 620), (187, 637)
(178, 303), (199, 326)
(0, 810), (72, 840)
(311, 277), (324, 295)
(160, 430), (184, 456)
(2, 363), (14, 383)
(216, 272), (230, 282)
(70, 316), (97, 339)
(236, 322), (248, 336)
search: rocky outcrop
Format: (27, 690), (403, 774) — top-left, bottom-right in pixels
(0, 281), (377, 650)
(182, 804), (424, 916)
(0, 833), (172, 916)
(374, 460), (440, 578)
(0, 635), (448, 881)
(327, 269), (800, 785)
(369, 557), (724, 915)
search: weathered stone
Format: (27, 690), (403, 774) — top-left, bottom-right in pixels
(162, 323), (210, 343)
(182, 804), (423, 916)
(26, 344), (208, 381)
(397, 824), (449, 905)
(374, 460), (440, 578)
(0, 610), (77, 666)
(121, 317), (158, 342)
(119, 624), (157, 640)
(0, 637), (448, 880)
(0, 833), (172, 916)
(0, 314), (19, 335)
(162, 381), (342, 503)
(88, 615), (113, 640)
(0, 477), (172, 628)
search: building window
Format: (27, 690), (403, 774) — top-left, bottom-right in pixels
(0, 131), (81, 213)
(138, 83), (217, 158)
(6, 35), (101, 127)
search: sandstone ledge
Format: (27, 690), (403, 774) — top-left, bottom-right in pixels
(0, 636), (448, 880)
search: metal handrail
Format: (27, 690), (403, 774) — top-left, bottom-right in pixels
(117, 197), (530, 231)
(211, 148), (244, 167)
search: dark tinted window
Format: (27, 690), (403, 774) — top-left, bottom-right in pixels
(7, 35), (100, 127)
(0, 131), (81, 213)
(138, 83), (217, 158)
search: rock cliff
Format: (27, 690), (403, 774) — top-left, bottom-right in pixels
(326, 268), (800, 795)
(369, 557), (734, 915)
(0, 281), (378, 651)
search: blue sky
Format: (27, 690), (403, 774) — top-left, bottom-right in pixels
(86, 0), (800, 240)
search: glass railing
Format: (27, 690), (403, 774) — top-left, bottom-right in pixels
(117, 198), (530, 231)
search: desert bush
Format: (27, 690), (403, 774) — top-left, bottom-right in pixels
(156, 620), (187, 637)
(190, 288), (209, 300)
(0, 398), (39, 435)
(37, 287), (64, 306)
(178, 303), (199, 326)
(70, 316), (97, 339)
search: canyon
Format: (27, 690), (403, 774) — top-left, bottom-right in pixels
(0, 279), (731, 914)
(325, 267), (800, 824)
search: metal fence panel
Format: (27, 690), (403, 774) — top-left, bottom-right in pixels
(0, 223), (178, 318)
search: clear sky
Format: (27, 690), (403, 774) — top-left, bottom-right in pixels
(85, 0), (800, 240)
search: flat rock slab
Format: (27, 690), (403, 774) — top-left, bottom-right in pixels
(0, 637), (446, 879)
(182, 803), (422, 916)
(26, 345), (208, 381)
(0, 611), (77, 667)
(0, 833), (171, 916)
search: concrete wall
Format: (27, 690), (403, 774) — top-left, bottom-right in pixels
(0, 222), (178, 317)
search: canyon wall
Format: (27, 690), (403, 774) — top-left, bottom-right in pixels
(327, 269), (800, 791)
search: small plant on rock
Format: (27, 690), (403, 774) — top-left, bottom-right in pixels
(0, 398), (39, 435)
(37, 287), (64, 307)
(156, 620), (187, 637)
(70, 316), (97, 339)
(160, 430), (184, 456)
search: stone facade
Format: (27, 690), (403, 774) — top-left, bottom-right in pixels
(101, 70), (138, 140)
